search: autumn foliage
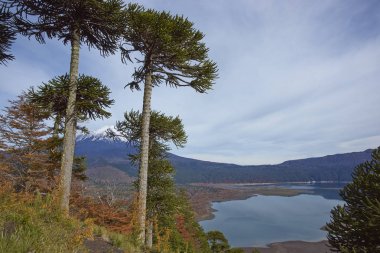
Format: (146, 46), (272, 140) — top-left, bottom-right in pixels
(70, 191), (133, 235)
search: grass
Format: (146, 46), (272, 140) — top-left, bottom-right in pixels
(0, 189), (91, 253)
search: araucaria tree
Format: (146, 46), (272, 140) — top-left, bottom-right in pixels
(27, 74), (115, 135)
(121, 5), (218, 242)
(0, 2), (16, 64)
(13, 0), (125, 214)
(27, 74), (114, 182)
(108, 110), (187, 248)
(326, 147), (380, 252)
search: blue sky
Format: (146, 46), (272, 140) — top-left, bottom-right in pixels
(1, 0), (379, 165)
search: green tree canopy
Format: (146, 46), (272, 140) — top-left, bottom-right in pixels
(326, 147), (380, 252)
(120, 4), (217, 242)
(10, 0), (125, 213)
(109, 110), (187, 157)
(13, 0), (125, 55)
(108, 110), (187, 217)
(122, 4), (218, 92)
(0, 3), (16, 64)
(206, 230), (230, 253)
(27, 74), (114, 127)
(108, 110), (187, 248)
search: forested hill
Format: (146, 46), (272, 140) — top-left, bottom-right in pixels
(75, 133), (373, 184)
(168, 150), (372, 183)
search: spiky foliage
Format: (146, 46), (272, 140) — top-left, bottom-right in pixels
(27, 74), (114, 127)
(110, 110), (187, 154)
(0, 2), (16, 64)
(122, 4), (218, 92)
(109, 110), (187, 220)
(121, 6), (217, 241)
(326, 147), (380, 252)
(10, 0), (125, 213)
(27, 75), (114, 183)
(108, 110), (187, 248)
(13, 0), (125, 55)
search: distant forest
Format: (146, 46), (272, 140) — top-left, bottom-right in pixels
(76, 138), (373, 184)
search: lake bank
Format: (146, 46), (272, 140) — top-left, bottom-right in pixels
(187, 183), (310, 221)
(198, 183), (346, 249)
(240, 240), (332, 253)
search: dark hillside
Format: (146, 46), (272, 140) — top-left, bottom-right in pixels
(75, 135), (373, 184)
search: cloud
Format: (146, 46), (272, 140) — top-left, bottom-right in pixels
(0, 0), (379, 164)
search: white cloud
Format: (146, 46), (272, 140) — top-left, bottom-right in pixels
(1, 0), (379, 164)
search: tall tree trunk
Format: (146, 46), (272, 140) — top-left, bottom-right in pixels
(53, 115), (60, 139)
(59, 28), (80, 215)
(146, 220), (153, 248)
(138, 69), (153, 244)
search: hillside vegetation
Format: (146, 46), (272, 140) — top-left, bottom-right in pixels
(75, 137), (372, 184)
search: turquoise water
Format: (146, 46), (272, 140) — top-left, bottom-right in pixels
(199, 185), (345, 247)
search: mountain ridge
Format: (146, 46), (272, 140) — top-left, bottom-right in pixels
(75, 132), (373, 184)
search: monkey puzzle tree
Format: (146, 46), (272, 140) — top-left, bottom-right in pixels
(108, 110), (187, 247)
(0, 2), (16, 64)
(326, 147), (380, 252)
(121, 5), (218, 242)
(27, 74), (114, 183)
(12, 0), (125, 213)
(27, 74), (114, 136)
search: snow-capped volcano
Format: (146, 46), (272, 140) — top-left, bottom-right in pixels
(76, 125), (126, 142)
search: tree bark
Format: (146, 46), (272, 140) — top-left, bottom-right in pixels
(138, 68), (153, 244)
(146, 220), (153, 248)
(59, 28), (80, 215)
(53, 115), (60, 139)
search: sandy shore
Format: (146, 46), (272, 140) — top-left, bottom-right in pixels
(240, 240), (332, 253)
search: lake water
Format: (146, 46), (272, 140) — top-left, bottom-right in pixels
(199, 183), (346, 247)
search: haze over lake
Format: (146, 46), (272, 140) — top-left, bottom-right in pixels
(200, 183), (345, 247)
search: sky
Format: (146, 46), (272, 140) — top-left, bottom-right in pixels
(1, 0), (380, 165)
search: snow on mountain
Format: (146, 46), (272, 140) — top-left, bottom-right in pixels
(76, 125), (126, 142)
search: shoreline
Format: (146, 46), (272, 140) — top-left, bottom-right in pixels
(191, 184), (310, 221)
(239, 240), (332, 253)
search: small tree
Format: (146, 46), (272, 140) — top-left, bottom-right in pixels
(108, 110), (187, 248)
(121, 5), (218, 242)
(206, 230), (230, 253)
(27, 74), (114, 184)
(0, 94), (53, 192)
(326, 147), (380, 252)
(12, 0), (125, 214)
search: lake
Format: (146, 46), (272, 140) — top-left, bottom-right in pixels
(199, 183), (346, 247)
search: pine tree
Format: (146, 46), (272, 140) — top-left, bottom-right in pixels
(11, 0), (125, 214)
(326, 147), (380, 252)
(121, 4), (218, 242)
(0, 94), (53, 192)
